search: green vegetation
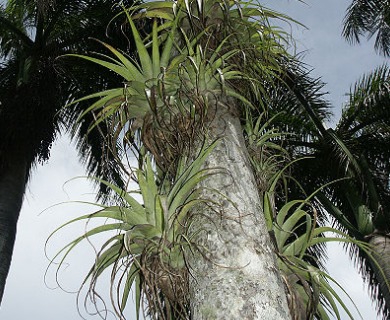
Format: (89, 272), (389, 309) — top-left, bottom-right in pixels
(1, 0), (389, 319)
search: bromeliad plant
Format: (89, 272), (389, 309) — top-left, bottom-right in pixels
(49, 142), (218, 320)
(65, 0), (295, 173)
(273, 197), (369, 320)
(66, 2), (249, 173)
(244, 112), (373, 319)
(244, 111), (291, 201)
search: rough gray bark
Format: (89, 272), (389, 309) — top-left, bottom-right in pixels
(0, 159), (27, 305)
(188, 101), (291, 319)
(369, 234), (390, 313)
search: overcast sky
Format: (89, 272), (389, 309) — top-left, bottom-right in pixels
(0, 1), (388, 319)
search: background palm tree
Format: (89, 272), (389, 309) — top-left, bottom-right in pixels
(341, 1), (390, 316)
(0, 0), (137, 303)
(343, 0), (390, 56)
(267, 65), (390, 319)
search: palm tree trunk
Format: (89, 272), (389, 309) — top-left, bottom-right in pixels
(188, 101), (291, 319)
(0, 159), (27, 305)
(369, 234), (390, 312)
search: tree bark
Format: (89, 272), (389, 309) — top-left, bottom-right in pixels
(369, 234), (390, 313)
(188, 101), (291, 319)
(0, 159), (27, 305)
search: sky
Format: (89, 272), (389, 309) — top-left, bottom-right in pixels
(0, 0), (388, 319)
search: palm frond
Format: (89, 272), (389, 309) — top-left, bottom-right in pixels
(0, 0), (139, 200)
(343, 0), (390, 56)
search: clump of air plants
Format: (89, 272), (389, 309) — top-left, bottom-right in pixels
(243, 110), (372, 319)
(244, 112), (291, 194)
(49, 142), (217, 320)
(270, 198), (365, 320)
(68, 0), (289, 175)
